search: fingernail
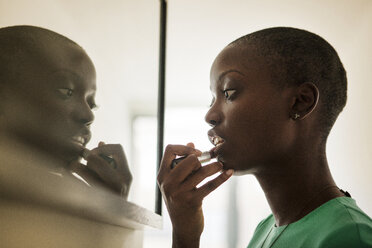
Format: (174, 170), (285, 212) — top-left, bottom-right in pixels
(186, 142), (194, 148)
(225, 169), (234, 176)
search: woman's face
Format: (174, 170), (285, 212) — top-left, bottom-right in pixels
(205, 45), (295, 174)
(2, 40), (97, 164)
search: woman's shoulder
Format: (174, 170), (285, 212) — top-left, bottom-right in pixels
(316, 196), (372, 225)
(302, 196), (372, 247)
(333, 197), (372, 221)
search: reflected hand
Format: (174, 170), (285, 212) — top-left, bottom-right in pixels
(70, 142), (132, 199)
(157, 143), (233, 248)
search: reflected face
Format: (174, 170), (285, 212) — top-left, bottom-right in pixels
(2, 40), (97, 164)
(205, 45), (294, 173)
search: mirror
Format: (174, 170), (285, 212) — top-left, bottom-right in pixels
(0, 0), (160, 212)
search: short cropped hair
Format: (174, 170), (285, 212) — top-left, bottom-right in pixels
(0, 25), (79, 85)
(229, 27), (347, 139)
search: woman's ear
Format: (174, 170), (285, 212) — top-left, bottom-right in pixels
(290, 82), (319, 120)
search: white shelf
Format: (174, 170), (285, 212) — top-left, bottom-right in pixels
(0, 155), (162, 230)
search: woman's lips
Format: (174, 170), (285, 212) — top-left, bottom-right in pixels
(212, 136), (224, 146)
(71, 136), (86, 145)
(208, 131), (225, 158)
(210, 142), (224, 158)
(70, 132), (91, 148)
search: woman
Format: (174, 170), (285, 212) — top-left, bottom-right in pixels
(0, 25), (132, 198)
(157, 27), (372, 247)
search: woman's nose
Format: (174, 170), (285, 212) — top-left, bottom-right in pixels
(205, 103), (221, 127)
(76, 101), (95, 126)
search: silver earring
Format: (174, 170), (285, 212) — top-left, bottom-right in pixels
(293, 113), (300, 120)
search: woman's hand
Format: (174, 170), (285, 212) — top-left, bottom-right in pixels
(70, 142), (132, 199)
(157, 143), (233, 248)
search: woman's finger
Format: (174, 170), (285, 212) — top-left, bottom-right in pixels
(183, 162), (223, 190)
(161, 144), (201, 171)
(158, 144), (202, 190)
(170, 154), (203, 183)
(196, 169), (234, 199)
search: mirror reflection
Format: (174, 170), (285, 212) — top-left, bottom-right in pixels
(0, 25), (132, 198)
(0, 0), (159, 211)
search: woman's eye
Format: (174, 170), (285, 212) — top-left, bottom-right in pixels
(57, 88), (73, 98)
(223, 89), (236, 100)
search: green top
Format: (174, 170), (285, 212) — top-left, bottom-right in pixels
(247, 197), (372, 248)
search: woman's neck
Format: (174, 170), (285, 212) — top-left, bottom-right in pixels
(254, 150), (343, 226)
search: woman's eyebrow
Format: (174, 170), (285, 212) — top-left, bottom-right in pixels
(218, 69), (244, 82)
(49, 69), (96, 91)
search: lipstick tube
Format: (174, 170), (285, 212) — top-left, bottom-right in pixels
(171, 151), (212, 169)
(82, 148), (117, 169)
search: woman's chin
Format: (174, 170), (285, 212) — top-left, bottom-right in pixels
(220, 158), (256, 176)
(51, 145), (84, 165)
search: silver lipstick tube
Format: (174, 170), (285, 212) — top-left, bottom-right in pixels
(171, 151), (212, 169)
